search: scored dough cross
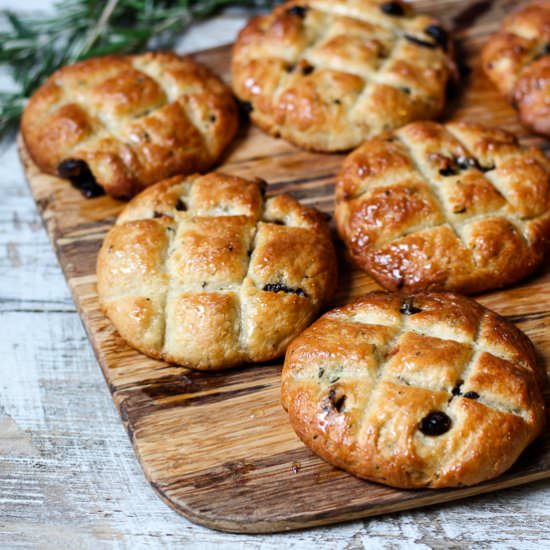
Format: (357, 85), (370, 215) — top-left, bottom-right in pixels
(282, 292), (545, 487)
(22, 52), (238, 197)
(308, 304), (535, 425)
(98, 174), (335, 369)
(233, 0), (451, 145)
(393, 129), (532, 253)
(54, 58), (215, 157)
(337, 121), (550, 293)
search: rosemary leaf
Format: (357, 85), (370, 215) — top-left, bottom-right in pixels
(0, 92), (26, 143)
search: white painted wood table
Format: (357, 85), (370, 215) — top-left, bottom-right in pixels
(1, 1), (550, 548)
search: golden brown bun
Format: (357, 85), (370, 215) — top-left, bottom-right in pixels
(97, 172), (337, 370)
(482, 1), (550, 136)
(281, 291), (546, 489)
(21, 52), (238, 198)
(335, 121), (550, 294)
(231, 0), (455, 152)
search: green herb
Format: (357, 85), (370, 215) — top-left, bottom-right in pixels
(0, 0), (277, 141)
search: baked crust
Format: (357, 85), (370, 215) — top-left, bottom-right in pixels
(21, 52), (239, 198)
(482, 1), (550, 136)
(97, 172), (337, 369)
(281, 291), (546, 489)
(231, 0), (455, 152)
(335, 121), (550, 294)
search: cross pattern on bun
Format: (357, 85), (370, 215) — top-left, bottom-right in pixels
(22, 53), (238, 199)
(282, 292), (545, 489)
(335, 121), (550, 294)
(231, 0), (454, 152)
(97, 173), (337, 370)
(482, 1), (550, 136)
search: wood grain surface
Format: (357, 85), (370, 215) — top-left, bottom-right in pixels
(17, 0), (550, 534)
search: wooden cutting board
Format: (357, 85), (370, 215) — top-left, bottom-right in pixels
(19, 0), (550, 534)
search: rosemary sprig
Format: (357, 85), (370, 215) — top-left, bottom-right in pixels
(0, 0), (277, 141)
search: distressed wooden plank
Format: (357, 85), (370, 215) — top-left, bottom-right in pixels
(10, 0), (550, 537)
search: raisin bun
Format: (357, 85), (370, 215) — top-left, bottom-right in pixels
(231, 0), (455, 152)
(281, 291), (546, 489)
(482, 1), (550, 136)
(335, 121), (550, 294)
(97, 172), (337, 370)
(21, 52), (238, 199)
